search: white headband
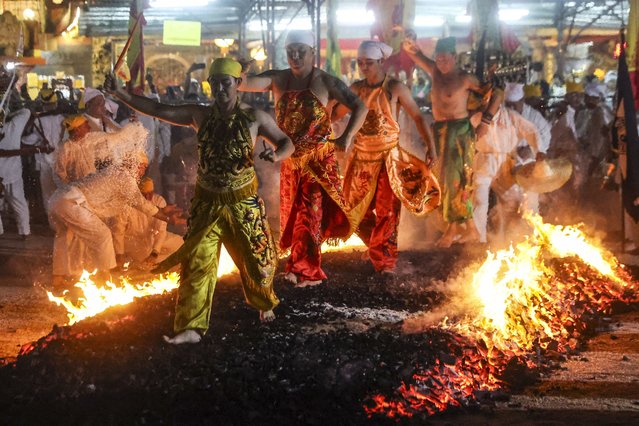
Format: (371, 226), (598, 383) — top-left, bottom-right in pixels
(504, 82), (524, 102)
(584, 82), (606, 99)
(357, 41), (393, 60)
(83, 87), (104, 105)
(285, 30), (315, 48)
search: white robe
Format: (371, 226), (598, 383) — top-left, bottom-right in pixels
(113, 193), (182, 262)
(0, 109), (31, 236)
(21, 114), (66, 212)
(472, 107), (540, 242)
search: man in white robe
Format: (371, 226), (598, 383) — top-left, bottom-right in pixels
(0, 108), (32, 237)
(112, 177), (182, 266)
(48, 151), (182, 284)
(504, 82), (551, 214)
(472, 94), (541, 243)
(22, 89), (65, 214)
(82, 87), (121, 133)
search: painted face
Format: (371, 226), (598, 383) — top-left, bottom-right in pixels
(208, 74), (239, 103)
(356, 57), (383, 79)
(86, 95), (106, 118)
(286, 43), (314, 72)
(434, 52), (456, 74)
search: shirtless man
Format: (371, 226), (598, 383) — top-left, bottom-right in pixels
(239, 30), (367, 287)
(404, 36), (502, 247)
(105, 58), (294, 344)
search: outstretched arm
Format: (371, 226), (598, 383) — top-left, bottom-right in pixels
(402, 39), (435, 76)
(238, 70), (278, 93)
(395, 82), (437, 164)
(104, 74), (207, 128)
(255, 109), (294, 162)
(325, 74), (368, 150)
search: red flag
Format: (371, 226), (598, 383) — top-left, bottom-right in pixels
(126, 0), (148, 93)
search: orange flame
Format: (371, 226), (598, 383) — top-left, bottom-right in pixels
(48, 237), (366, 325)
(366, 214), (639, 418)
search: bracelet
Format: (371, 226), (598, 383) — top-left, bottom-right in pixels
(481, 117), (492, 126)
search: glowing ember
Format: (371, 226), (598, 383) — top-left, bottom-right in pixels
(367, 213), (639, 418)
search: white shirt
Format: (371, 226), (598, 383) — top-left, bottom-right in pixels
(71, 167), (159, 221)
(0, 109), (31, 184)
(521, 104), (551, 154)
(22, 114), (65, 170)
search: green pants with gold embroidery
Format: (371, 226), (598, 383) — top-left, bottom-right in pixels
(156, 194), (279, 334)
(433, 118), (476, 223)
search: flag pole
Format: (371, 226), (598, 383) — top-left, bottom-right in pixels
(619, 27), (626, 253)
(113, 12), (144, 75)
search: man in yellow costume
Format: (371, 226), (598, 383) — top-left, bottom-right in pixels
(335, 40), (440, 274)
(105, 58), (294, 344)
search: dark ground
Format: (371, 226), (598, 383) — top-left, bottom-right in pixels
(0, 246), (638, 425)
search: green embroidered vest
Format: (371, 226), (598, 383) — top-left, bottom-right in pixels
(195, 101), (258, 204)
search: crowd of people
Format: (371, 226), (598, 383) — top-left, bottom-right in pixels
(0, 29), (629, 344)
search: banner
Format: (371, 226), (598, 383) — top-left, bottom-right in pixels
(615, 28), (639, 221)
(126, 0), (148, 93)
(367, 0), (415, 54)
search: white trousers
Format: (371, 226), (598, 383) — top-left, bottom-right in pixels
(49, 190), (116, 276)
(0, 178), (30, 236)
(473, 153), (539, 243)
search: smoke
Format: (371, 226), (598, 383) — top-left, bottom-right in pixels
(402, 260), (484, 334)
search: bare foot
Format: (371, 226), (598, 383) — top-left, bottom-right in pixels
(458, 222), (481, 244)
(283, 272), (297, 285)
(296, 279), (322, 288)
(360, 249), (370, 261)
(436, 233), (456, 248)
(163, 330), (201, 344)
(260, 310), (275, 322)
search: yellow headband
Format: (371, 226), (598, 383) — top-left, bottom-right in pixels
(40, 89), (58, 104)
(566, 81), (583, 94)
(209, 58), (242, 78)
(523, 84), (542, 98)
(63, 115), (88, 131)
(139, 176), (154, 193)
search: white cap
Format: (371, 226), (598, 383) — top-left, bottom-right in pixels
(357, 40), (393, 60)
(504, 82), (524, 102)
(585, 82), (606, 99)
(285, 30), (315, 48)
(83, 87), (104, 105)
(105, 98), (119, 117)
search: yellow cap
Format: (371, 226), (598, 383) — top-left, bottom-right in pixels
(39, 88), (58, 104)
(139, 176), (154, 193)
(209, 57), (242, 78)
(565, 81), (584, 94)
(63, 115), (88, 131)
(523, 84), (542, 98)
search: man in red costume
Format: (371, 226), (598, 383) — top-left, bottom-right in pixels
(240, 30), (368, 287)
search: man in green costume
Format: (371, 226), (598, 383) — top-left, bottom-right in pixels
(105, 58), (294, 344)
(403, 36), (503, 247)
